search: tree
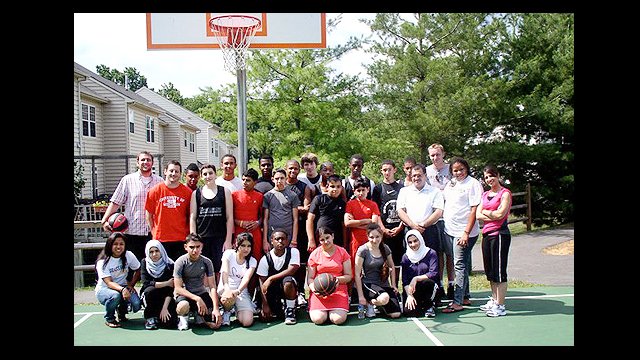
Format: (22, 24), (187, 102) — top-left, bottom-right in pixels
(158, 82), (184, 105)
(95, 65), (148, 91)
(364, 13), (573, 225)
(74, 161), (85, 203)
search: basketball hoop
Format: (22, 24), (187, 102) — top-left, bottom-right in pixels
(209, 15), (261, 72)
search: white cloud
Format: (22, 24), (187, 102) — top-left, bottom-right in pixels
(74, 13), (378, 98)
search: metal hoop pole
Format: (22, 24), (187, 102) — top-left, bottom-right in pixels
(236, 68), (248, 174)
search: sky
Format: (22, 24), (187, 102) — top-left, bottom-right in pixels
(74, 13), (379, 98)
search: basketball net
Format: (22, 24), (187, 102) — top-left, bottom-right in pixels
(209, 15), (261, 72)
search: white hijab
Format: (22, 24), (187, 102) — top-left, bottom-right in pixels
(404, 229), (430, 264)
(144, 239), (174, 278)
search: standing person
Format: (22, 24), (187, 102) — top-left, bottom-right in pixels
(476, 165), (512, 317)
(254, 154), (275, 194)
(307, 227), (353, 325)
(140, 240), (177, 330)
(297, 152), (322, 196)
(232, 168), (265, 260)
(216, 154), (243, 193)
(441, 157), (484, 314)
(396, 163), (444, 263)
(315, 161), (336, 196)
(173, 233), (222, 331)
(354, 223), (401, 319)
(218, 232), (258, 327)
(284, 159), (312, 305)
(100, 151), (163, 260)
(262, 168), (300, 250)
(185, 163), (201, 191)
(257, 229), (301, 325)
(343, 154), (375, 200)
(344, 177), (381, 285)
(145, 160), (192, 261)
(372, 159), (405, 291)
(402, 157), (416, 187)
(400, 229), (440, 318)
(307, 174), (347, 250)
(190, 163), (234, 284)
(95, 232), (142, 328)
(425, 143), (454, 301)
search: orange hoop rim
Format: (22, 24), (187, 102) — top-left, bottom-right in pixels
(208, 15), (261, 36)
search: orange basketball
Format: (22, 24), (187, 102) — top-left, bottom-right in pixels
(313, 273), (337, 297)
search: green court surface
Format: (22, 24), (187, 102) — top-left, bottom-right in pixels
(74, 286), (573, 346)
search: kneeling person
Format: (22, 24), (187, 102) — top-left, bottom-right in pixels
(218, 232), (258, 327)
(257, 229), (301, 325)
(174, 233), (222, 330)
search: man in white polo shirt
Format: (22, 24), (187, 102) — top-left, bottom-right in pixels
(397, 163), (445, 289)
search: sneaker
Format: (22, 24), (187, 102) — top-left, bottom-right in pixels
(366, 304), (376, 318)
(284, 307), (297, 325)
(105, 318), (120, 328)
(447, 284), (454, 300)
(486, 304), (506, 317)
(222, 311), (231, 326)
(479, 298), (496, 312)
(424, 306), (436, 318)
(145, 317), (158, 330)
(177, 315), (190, 331)
(297, 293), (307, 308)
(194, 313), (205, 325)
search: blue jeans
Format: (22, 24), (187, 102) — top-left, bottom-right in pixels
(96, 287), (141, 321)
(448, 233), (478, 305)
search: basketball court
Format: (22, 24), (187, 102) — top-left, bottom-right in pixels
(74, 286), (573, 346)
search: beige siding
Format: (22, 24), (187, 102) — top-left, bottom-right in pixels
(162, 122), (182, 171)
(128, 105), (163, 175)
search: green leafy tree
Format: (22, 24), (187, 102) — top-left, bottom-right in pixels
(364, 13), (573, 225)
(74, 161), (85, 202)
(95, 65), (148, 91)
(158, 82), (184, 105)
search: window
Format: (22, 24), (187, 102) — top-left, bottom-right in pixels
(189, 133), (195, 153)
(146, 115), (155, 143)
(212, 139), (219, 157)
(128, 110), (135, 133)
(184, 131), (187, 147)
(81, 103), (96, 137)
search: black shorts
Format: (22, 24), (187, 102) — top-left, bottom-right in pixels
(481, 232), (511, 283)
(202, 236), (225, 273)
(362, 282), (401, 315)
(264, 275), (298, 318)
(176, 291), (215, 322)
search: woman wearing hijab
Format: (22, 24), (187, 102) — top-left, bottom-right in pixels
(400, 229), (441, 318)
(140, 240), (178, 330)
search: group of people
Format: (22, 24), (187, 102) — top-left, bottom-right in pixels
(94, 145), (513, 330)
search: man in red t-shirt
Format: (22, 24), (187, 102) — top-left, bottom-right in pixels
(145, 160), (192, 261)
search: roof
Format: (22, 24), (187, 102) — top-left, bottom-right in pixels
(74, 62), (165, 114)
(136, 87), (221, 131)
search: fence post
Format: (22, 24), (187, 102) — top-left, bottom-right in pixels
(74, 249), (85, 288)
(526, 183), (532, 231)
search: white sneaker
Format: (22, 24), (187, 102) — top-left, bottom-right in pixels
(297, 293), (307, 307)
(366, 304), (376, 318)
(486, 304), (506, 317)
(222, 311), (231, 326)
(479, 298), (495, 312)
(284, 307), (297, 325)
(177, 315), (189, 330)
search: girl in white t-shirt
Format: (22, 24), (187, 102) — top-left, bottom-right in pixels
(217, 232), (258, 327)
(95, 232), (142, 327)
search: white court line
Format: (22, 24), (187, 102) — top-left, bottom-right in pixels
(411, 293), (574, 345)
(74, 313), (95, 329)
(410, 317), (444, 346)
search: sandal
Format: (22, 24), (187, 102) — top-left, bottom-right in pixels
(105, 319), (121, 328)
(462, 299), (472, 306)
(442, 304), (465, 313)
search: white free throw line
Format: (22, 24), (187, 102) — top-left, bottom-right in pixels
(410, 317), (444, 346)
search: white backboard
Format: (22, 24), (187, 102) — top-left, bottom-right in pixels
(146, 13), (326, 50)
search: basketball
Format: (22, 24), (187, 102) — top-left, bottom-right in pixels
(313, 273), (337, 297)
(108, 212), (129, 232)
